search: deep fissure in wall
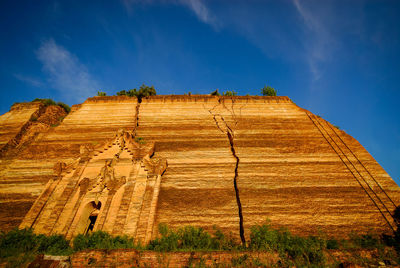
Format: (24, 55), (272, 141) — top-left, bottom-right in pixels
(227, 130), (246, 246)
(134, 99), (141, 136)
(207, 100), (246, 246)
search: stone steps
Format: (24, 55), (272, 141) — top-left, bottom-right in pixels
(123, 167), (148, 237)
(112, 184), (136, 235)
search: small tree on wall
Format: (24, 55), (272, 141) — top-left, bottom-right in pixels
(261, 86), (277, 96)
(223, 90), (238, 96)
(116, 84), (156, 100)
(97, 91), (107, 96)
(137, 84), (156, 98)
(210, 89), (221, 96)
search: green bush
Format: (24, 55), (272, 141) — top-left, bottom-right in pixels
(72, 231), (135, 251)
(1, 224), (397, 266)
(127, 89), (138, 97)
(223, 90), (237, 96)
(249, 222), (325, 266)
(56, 102), (71, 113)
(210, 89), (221, 96)
(35, 234), (71, 255)
(210, 226), (238, 250)
(147, 223), (179, 251)
(116, 84), (157, 101)
(32, 98), (56, 106)
(261, 86), (277, 96)
(116, 90), (127, 96)
(178, 226), (212, 250)
(97, 91), (107, 96)
(0, 228), (72, 266)
(31, 98), (71, 114)
(137, 84), (156, 98)
(326, 238), (339, 249)
(0, 228), (38, 258)
(349, 231), (381, 249)
(249, 223), (279, 251)
(147, 224), (240, 252)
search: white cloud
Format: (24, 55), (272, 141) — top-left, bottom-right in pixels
(292, 0), (335, 81)
(14, 74), (44, 88)
(121, 0), (155, 13)
(179, 0), (218, 29)
(36, 39), (99, 102)
(122, 0), (219, 29)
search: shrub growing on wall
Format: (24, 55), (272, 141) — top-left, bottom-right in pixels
(31, 98), (71, 113)
(56, 102), (71, 113)
(210, 89), (221, 96)
(116, 84), (156, 101)
(261, 86), (277, 96)
(73, 231), (136, 251)
(223, 90), (238, 96)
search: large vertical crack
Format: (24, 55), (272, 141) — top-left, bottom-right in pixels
(134, 97), (141, 136)
(206, 99), (246, 246)
(227, 130), (246, 246)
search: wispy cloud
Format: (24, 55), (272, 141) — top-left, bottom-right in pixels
(179, 0), (218, 29)
(122, 0), (219, 29)
(36, 39), (99, 102)
(292, 0), (335, 81)
(13, 73), (44, 88)
(121, 0), (155, 14)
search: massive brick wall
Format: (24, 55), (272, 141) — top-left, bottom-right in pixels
(136, 96), (239, 237)
(0, 97), (138, 231)
(0, 102), (41, 149)
(0, 95), (398, 240)
(70, 249), (279, 267)
(135, 96), (399, 239)
(68, 248), (381, 267)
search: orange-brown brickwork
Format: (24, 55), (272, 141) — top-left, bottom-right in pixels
(70, 249), (280, 267)
(68, 248), (384, 267)
(0, 95), (399, 241)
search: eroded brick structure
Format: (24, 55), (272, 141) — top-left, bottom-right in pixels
(19, 130), (166, 243)
(0, 95), (399, 241)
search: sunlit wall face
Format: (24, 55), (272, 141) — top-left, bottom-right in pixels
(0, 1), (399, 184)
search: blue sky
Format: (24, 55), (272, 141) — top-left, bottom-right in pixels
(0, 1), (399, 184)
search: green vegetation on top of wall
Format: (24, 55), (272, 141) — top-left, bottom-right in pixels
(223, 90), (238, 96)
(261, 86), (277, 96)
(100, 83), (281, 98)
(209, 84), (278, 96)
(116, 84), (156, 101)
(56, 102), (71, 113)
(31, 98), (71, 113)
(210, 89), (221, 96)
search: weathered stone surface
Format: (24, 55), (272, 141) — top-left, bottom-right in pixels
(135, 96), (399, 240)
(0, 102), (41, 150)
(136, 96), (240, 239)
(212, 97), (399, 237)
(69, 248), (387, 267)
(0, 95), (399, 241)
(20, 130), (166, 243)
(0, 96), (138, 231)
